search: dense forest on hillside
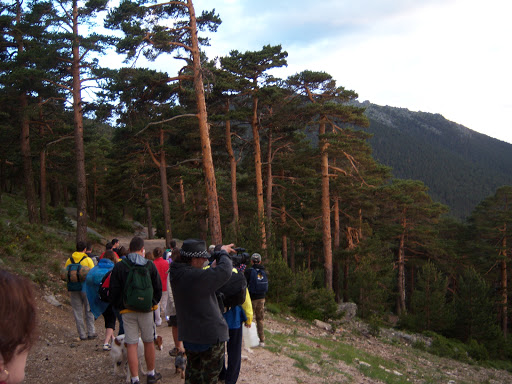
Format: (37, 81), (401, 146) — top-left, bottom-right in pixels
(2, 0), (512, 365)
(360, 102), (512, 219)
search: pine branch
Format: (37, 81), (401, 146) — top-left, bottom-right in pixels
(135, 114), (197, 136)
(144, 141), (161, 168)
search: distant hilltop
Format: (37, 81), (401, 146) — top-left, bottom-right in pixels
(354, 101), (512, 220)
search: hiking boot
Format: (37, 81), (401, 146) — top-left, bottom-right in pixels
(146, 371), (162, 384)
(87, 334), (97, 340)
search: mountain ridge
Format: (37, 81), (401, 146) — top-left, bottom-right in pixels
(355, 101), (512, 219)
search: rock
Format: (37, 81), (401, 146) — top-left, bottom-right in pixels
(44, 294), (63, 307)
(337, 302), (357, 320)
(313, 319), (332, 331)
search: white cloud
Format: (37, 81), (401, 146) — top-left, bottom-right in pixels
(197, 0), (512, 142)
(101, 0), (512, 143)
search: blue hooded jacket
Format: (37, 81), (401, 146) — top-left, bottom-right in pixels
(85, 258), (115, 318)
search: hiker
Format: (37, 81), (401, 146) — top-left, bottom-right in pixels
(169, 239), (234, 384)
(166, 245), (184, 357)
(218, 266), (253, 384)
(0, 270), (37, 384)
(85, 250), (122, 351)
(111, 238), (120, 254)
(152, 247), (168, 327)
(109, 236), (162, 384)
(85, 241), (99, 266)
(64, 241), (96, 341)
(244, 253), (269, 347)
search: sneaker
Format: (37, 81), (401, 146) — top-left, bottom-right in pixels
(102, 343), (111, 351)
(259, 342), (265, 347)
(146, 371), (162, 384)
(87, 334), (97, 340)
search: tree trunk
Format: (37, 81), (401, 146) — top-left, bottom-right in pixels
(72, 0), (87, 243)
(39, 146), (48, 225)
(397, 216), (407, 315)
(179, 177), (186, 205)
(290, 239), (296, 273)
(145, 193), (153, 240)
(281, 198), (288, 263)
(49, 176), (60, 207)
(16, 1), (38, 224)
(251, 92), (267, 252)
(224, 101), (239, 231)
(91, 163), (97, 222)
(343, 258), (349, 302)
(501, 231), (508, 337)
(333, 196), (341, 302)
(320, 120), (333, 290)
(159, 128), (172, 248)
(265, 127), (273, 245)
(188, 0), (222, 244)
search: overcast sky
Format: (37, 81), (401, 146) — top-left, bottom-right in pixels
(103, 0), (512, 143)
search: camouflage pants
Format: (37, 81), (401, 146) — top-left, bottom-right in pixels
(252, 298), (265, 342)
(185, 342), (224, 384)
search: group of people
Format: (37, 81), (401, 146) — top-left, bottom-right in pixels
(62, 236), (268, 384)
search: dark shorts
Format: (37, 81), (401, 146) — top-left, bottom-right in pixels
(168, 315), (178, 327)
(103, 305), (116, 330)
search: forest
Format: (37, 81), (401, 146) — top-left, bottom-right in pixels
(2, 0), (512, 364)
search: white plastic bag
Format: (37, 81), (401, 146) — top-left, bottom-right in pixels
(242, 325), (259, 348)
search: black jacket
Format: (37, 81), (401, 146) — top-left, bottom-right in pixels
(109, 252), (162, 312)
(169, 252), (232, 345)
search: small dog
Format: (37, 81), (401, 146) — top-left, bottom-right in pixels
(154, 335), (163, 351)
(110, 334), (146, 383)
(174, 351), (187, 379)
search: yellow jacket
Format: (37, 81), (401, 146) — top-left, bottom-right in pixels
(65, 252), (95, 269)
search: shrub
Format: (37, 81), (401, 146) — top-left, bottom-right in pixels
(292, 287), (338, 322)
(266, 256), (296, 306)
(466, 339), (489, 361)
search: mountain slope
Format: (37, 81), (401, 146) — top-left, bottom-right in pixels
(358, 102), (512, 219)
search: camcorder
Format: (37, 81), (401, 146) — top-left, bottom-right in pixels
(229, 247), (251, 266)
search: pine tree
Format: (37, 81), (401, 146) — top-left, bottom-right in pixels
(105, 0), (224, 243)
(469, 185), (512, 337)
(220, 45), (288, 254)
(406, 261), (453, 333)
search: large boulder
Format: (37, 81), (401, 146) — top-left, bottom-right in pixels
(337, 302), (357, 320)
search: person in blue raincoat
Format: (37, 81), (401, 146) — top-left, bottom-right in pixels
(85, 250), (123, 351)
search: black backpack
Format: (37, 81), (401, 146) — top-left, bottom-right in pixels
(216, 270), (247, 312)
(98, 270), (112, 302)
(248, 267), (268, 295)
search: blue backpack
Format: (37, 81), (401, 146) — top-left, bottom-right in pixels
(249, 267), (268, 295)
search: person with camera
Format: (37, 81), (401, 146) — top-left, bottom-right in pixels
(244, 253), (269, 347)
(169, 239), (234, 384)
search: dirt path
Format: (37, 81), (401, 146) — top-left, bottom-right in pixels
(24, 234), (338, 384)
(23, 232), (512, 384)
(24, 287), (339, 384)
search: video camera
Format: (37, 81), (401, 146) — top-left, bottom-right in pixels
(229, 247), (251, 266)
